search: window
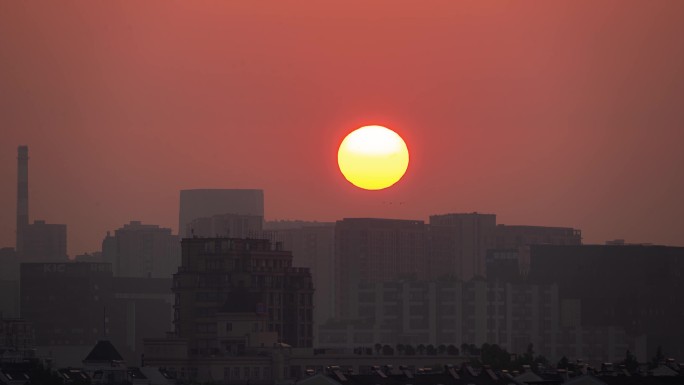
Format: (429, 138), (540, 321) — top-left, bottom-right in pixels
(232, 367), (240, 379)
(226, 323), (232, 332)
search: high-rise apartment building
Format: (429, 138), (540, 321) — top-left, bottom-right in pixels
(188, 213), (263, 238)
(527, 244), (684, 360)
(21, 220), (68, 262)
(20, 262), (173, 364)
(334, 218), (427, 318)
(261, 221), (336, 340)
(429, 213), (496, 281)
(173, 237), (314, 356)
(179, 189), (264, 238)
(102, 221), (180, 278)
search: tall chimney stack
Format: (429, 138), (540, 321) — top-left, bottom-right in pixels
(17, 145), (28, 254)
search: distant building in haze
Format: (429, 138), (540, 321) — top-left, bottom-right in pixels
(20, 262), (173, 365)
(261, 221), (335, 343)
(102, 221), (180, 278)
(428, 213), (496, 281)
(178, 189), (264, 238)
(21, 220), (68, 262)
(334, 218), (427, 318)
(527, 244), (684, 361)
(187, 213), (263, 238)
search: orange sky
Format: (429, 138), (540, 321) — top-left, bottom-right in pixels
(1, 1), (683, 255)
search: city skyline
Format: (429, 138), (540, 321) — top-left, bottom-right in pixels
(1, 1), (683, 256)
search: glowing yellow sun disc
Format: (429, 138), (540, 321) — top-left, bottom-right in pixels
(337, 125), (409, 190)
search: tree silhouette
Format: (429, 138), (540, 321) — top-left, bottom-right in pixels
(382, 344), (394, 356)
(620, 349), (639, 373)
(426, 344), (436, 356)
(417, 344), (426, 355)
(396, 343), (405, 355)
(374, 343), (382, 355)
(405, 345), (416, 356)
(438, 344), (447, 355)
(447, 344), (459, 356)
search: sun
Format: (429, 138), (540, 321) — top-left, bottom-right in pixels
(337, 125), (410, 190)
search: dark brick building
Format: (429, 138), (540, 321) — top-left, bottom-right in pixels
(527, 244), (684, 359)
(173, 237), (314, 356)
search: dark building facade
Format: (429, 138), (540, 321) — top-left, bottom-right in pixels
(334, 218), (427, 318)
(20, 262), (114, 347)
(20, 262), (173, 363)
(102, 221), (180, 278)
(173, 237), (314, 356)
(429, 213), (496, 281)
(527, 244), (684, 359)
(178, 189), (264, 238)
(21, 220), (68, 262)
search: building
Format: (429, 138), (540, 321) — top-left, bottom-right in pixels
(20, 262), (114, 349)
(334, 218), (427, 318)
(429, 213), (496, 281)
(494, 225), (582, 249)
(20, 262), (173, 365)
(173, 237), (314, 356)
(102, 221), (180, 278)
(16, 146), (28, 255)
(0, 318), (35, 361)
(188, 213), (263, 238)
(527, 244), (684, 361)
(178, 189), (264, 238)
(262, 221), (336, 342)
(0, 248), (20, 318)
(20, 220), (68, 262)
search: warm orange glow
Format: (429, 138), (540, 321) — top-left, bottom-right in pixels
(337, 125), (409, 190)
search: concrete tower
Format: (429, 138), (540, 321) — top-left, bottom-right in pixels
(16, 146), (28, 254)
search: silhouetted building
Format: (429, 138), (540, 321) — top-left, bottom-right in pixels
(334, 218), (427, 318)
(178, 189), (264, 238)
(429, 213), (496, 281)
(16, 146), (28, 255)
(20, 262), (173, 364)
(485, 249), (522, 281)
(21, 262), (114, 348)
(188, 213), (263, 238)
(102, 221), (180, 278)
(0, 248), (19, 318)
(261, 221), (336, 343)
(0, 318), (35, 360)
(494, 225), (582, 249)
(173, 237), (314, 355)
(527, 244), (684, 360)
(20, 220), (67, 261)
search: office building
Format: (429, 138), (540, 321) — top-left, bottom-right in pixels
(334, 218), (427, 318)
(20, 262), (173, 364)
(102, 221), (180, 278)
(173, 237), (314, 356)
(527, 244), (684, 360)
(429, 213), (496, 281)
(187, 213), (263, 238)
(178, 189), (264, 238)
(262, 221), (336, 339)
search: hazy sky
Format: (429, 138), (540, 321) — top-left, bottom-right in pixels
(1, 1), (683, 256)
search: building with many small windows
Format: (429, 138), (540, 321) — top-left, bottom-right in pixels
(172, 237), (314, 354)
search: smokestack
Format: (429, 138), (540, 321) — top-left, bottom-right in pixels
(17, 145), (28, 254)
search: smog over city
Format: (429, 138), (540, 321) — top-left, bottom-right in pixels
(1, 2), (683, 385)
